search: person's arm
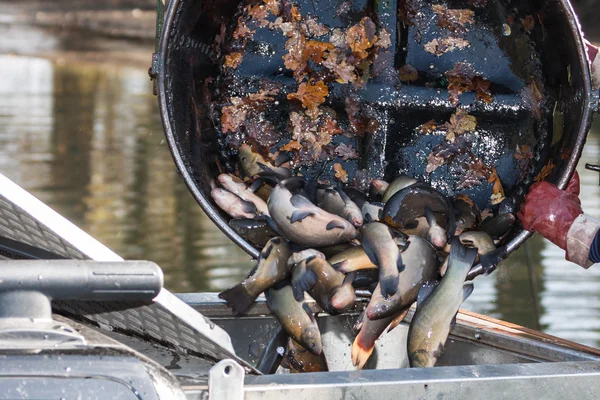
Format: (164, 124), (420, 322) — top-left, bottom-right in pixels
(517, 172), (600, 268)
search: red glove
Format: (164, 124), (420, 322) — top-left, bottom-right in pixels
(517, 172), (583, 250)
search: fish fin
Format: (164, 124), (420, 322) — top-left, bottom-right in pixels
(451, 312), (458, 328)
(387, 308), (410, 333)
(377, 208), (383, 221)
(379, 270), (399, 298)
(433, 342), (445, 360)
(291, 261), (318, 301)
(424, 205), (436, 227)
(326, 220), (346, 230)
(396, 253), (405, 273)
(301, 302), (316, 322)
(283, 177), (307, 193)
(290, 193), (313, 208)
(462, 282), (474, 302)
(364, 213), (374, 224)
(331, 260), (348, 272)
(257, 162), (290, 179)
(417, 280), (439, 307)
(248, 178), (264, 193)
(218, 284), (256, 315)
(479, 245), (508, 275)
(342, 271), (356, 286)
(351, 334), (375, 370)
(240, 199), (258, 214)
(448, 237), (478, 272)
(274, 151), (292, 167)
(265, 215), (284, 237)
(260, 241), (274, 260)
(290, 210), (315, 223)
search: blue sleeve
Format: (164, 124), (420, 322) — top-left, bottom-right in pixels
(591, 230), (600, 263)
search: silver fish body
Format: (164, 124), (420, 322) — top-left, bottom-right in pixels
(229, 218), (277, 248)
(239, 144), (292, 179)
(381, 175), (419, 203)
(211, 188), (257, 219)
(218, 173), (269, 216)
(316, 187), (363, 227)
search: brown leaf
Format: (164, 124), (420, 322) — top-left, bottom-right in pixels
(399, 64), (419, 81)
(534, 160), (555, 182)
(248, 4), (270, 28)
(263, 0), (281, 16)
(416, 119), (437, 134)
(287, 80), (329, 109)
(334, 163), (349, 183)
(234, 20), (255, 40)
(456, 159), (490, 190)
(433, 5), (475, 33)
(283, 31), (308, 79)
(280, 140), (303, 151)
(221, 104), (247, 133)
(322, 116), (343, 136)
(398, 0), (422, 26)
(346, 17), (377, 59)
(522, 15), (535, 32)
(444, 109), (477, 142)
(487, 167), (505, 204)
(224, 52), (243, 69)
(289, 5), (302, 21)
(424, 37), (470, 56)
(270, 17), (295, 37)
(521, 81), (543, 120)
(445, 62), (493, 105)
(468, 0), (487, 7)
(472, 76), (493, 103)
(329, 28), (347, 48)
(514, 145), (533, 160)
(425, 136), (471, 174)
(303, 17), (329, 37)
(426, 153), (446, 174)
(322, 48), (356, 84)
(376, 28), (392, 49)
(305, 40), (335, 63)
(334, 143), (360, 160)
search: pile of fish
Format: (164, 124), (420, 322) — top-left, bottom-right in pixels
(213, 171), (513, 371)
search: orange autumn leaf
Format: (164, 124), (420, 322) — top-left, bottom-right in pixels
(224, 52), (243, 69)
(233, 20), (255, 39)
(534, 160), (555, 182)
(221, 105), (247, 133)
(333, 163), (348, 183)
(280, 140), (303, 151)
(416, 119), (437, 134)
(433, 5), (475, 33)
(424, 37), (470, 56)
(346, 17), (377, 59)
(487, 167), (505, 204)
(289, 5), (302, 21)
(248, 4), (270, 28)
(263, 0), (281, 16)
(287, 80), (329, 109)
(306, 40), (335, 63)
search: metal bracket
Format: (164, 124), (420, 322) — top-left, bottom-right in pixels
(209, 359), (245, 400)
(586, 163), (600, 185)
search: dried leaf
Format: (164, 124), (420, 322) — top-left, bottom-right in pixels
(456, 159), (490, 190)
(522, 15), (535, 32)
(346, 17), (377, 59)
(286, 4), (302, 22)
(334, 143), (360, 160)
(472, 76), (493, 103)
(399, 64), (419, 81)
(334, 163), (348, 183)
(514, 145), (533, 160)
(481, 208), (493, 220)
(289, 110), (335, 162)
(351, 169), (369, 191)
(444, 109), (477, 142)
(487, 167), (505, 204)
(287, 80), (329, 109)
(322, 116), (343, 136)
(323, 49), (356, 84)
(445, 62), (493, 105)
(303, 17), (329, 37)
(245, 118), (281, 147)
(521, 81), (543, 120)
(224, 52), (243, 69)
(221, 104), (247, 133)
(416, 119), (437, 134)
(248, 4), (270, 28)
(281, 140), (303, 151)
(424, 37), (470, 56)
(336, 1), (351, 16)
(263, 0), (281, 16)
(283, 31), (308, 79)
(234, 20), (255, 40)
(398, 0), (421, 27)
(534, 160), (555, 182)
(305, 40), (335, 63)
(468, 0), (487, 7)
(270, 17), (295, 37)
(329, 28), (347, 48)
(376, 28), (392, 49)
(425, 136), (471, 174)
(426, 153), (446, 174)
(433, 5), (475, 33)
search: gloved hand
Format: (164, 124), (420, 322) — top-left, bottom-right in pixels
(517, 172), (583, 250)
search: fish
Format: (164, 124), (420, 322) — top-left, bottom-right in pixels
(291, 256), (356, 314)
(267, 177), (357, 247)
(480, 212), (515, 239)
(219, 237), (292, 315)
(351, 308), (410, 369)
(218, 173), (269, 216)
(229, 218), (277, 248)
(316, 243), (355, 258)
(344, 188), (370, 207)
(366, 236), (439, 320)
(453, 194), (481, 235)
(361, 201), (384, 222)
(328, 246), (377, 273)
(369, 179), (390, 199)
(211, 188), (257, 219)
(359, 222), (405, 298)
(407, 237), (478, 368)
(381, 175), (419, 203)
(238, 144), (292, 179)
(287, 249), (326, 268)
(316, 187), (363, 227)
(458, 231), (504, 274)
(424, 206), (447, 249)
(265, 280), (323, 355)
(382, 182), (456, 239)
(286, 337), (328, 373)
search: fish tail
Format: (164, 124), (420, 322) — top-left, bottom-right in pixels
(218, 284), (256, 315)
(351, 333), (375, 370)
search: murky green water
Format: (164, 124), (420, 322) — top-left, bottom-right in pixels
(0, 33), (599, 347)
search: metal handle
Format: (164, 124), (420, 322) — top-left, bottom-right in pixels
(0, 260), (163, 301)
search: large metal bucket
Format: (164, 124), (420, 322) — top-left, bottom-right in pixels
(153, 0), (595, 261)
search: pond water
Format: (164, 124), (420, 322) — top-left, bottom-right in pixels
(0, 21), (599, 348)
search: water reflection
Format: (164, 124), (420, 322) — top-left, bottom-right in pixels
(0, 54), (599, 347)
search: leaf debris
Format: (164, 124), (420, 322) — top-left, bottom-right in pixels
(334, 163), (349, 183)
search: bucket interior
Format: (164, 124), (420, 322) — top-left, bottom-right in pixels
(158, 0), (592, 256)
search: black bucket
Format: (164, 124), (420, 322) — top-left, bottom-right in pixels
(154, 0), (595, 263)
